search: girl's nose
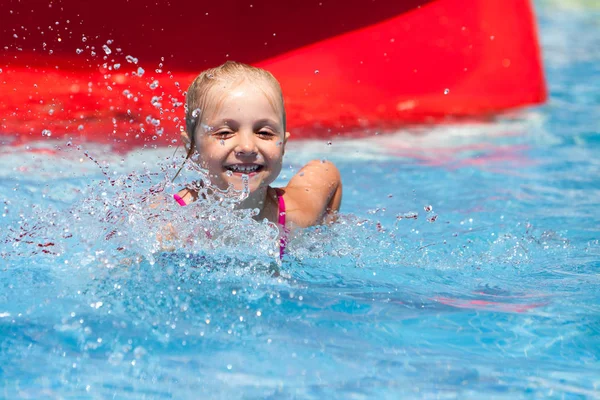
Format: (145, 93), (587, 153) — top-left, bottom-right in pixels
(234, 131), (258, 156)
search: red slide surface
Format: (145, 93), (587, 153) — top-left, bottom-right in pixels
(0, 0), (546, 147)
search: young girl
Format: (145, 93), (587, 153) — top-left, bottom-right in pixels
(172, 61), (342, 257)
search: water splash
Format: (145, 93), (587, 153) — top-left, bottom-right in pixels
(0, 154), (281, 272)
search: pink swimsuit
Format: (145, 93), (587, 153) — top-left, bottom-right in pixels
(173, 190), (288, 258)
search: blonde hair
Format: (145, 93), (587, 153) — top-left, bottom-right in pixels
(173, 61), (286, 181)
(186, 61), (285, 139)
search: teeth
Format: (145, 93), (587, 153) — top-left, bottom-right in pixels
(228, 164), (260, 173)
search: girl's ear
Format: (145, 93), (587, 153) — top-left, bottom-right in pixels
(181, 130), (192, 150)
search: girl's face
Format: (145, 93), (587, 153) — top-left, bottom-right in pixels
(192, 80), (288, 193)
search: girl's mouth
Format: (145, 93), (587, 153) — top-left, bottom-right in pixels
(224, 164), (264, 175)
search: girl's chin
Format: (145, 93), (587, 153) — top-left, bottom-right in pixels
(220, 176), (267, 193)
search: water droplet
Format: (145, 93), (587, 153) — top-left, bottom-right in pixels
(133, 346), (146, 359)
(136, 67), (145, 76)
(102, 44), (111, 55)
(444, 88), (450, 95)
(90, 301), (103, 309)
(151, 96), (162, 108)
(125, 55), (138, 64)
(327, 141), (332, 146)
(78, 125), (84, 131)
(48, 109), (54, 115)
(75, 48), (83, 55)
(402, 212), (418, 220)
(149, 80), (159, 90)
(113, 63), (120, 70)
(191, 108), (201, 118)
(219, 140), (225, 146)
(81, 36), (87, 42)
(225, 170), (233, 177)
(314, 69), (319, 74)
(41, 129), (52, 137)
(424, 205), (433, 212)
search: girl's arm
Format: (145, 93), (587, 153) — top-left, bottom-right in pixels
(282, 160), (342, 228)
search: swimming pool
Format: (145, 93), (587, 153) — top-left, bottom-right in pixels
(1, 1), (599, 398)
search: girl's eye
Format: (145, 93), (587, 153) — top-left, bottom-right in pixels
(214, 130), (233, 137)
(258, 130), (275, 137)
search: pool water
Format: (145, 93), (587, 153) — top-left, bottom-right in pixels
(1, 1), (599, 398)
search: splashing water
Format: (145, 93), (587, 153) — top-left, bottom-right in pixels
(0, 151), (282, 273)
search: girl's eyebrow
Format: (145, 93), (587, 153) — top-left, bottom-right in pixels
(254, 118), (281, 129)
(208, 118), (281, 130)
(210, 118), (239, 127)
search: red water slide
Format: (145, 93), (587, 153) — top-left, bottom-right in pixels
(0, 0), (546, 147)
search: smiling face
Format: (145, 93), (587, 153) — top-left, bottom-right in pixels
(190, 78), (288, 193)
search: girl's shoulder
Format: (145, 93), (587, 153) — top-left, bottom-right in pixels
(280, 160), (342, 228)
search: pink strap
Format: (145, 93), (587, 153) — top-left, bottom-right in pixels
(277, 190), (287, 259)
(277, 192), (286, 226)
(173, 194), (187, 206)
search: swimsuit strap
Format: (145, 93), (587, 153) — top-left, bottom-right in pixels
(277, 190), (286, 226)
(173, 194), (187, 206)
(276, 189), (288, 259)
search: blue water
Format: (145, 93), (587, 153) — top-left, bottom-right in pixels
(1, 2), (599, 398)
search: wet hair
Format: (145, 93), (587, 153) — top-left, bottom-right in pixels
(172, 61), (286, 181)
